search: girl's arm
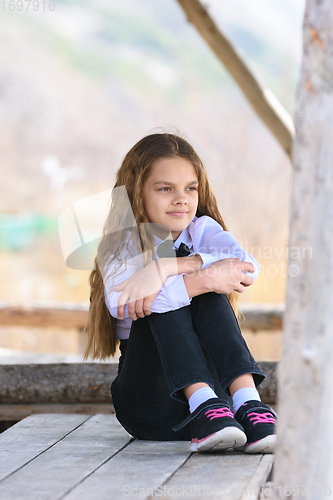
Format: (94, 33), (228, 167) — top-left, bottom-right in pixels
(112, 255), (255, 320)
(108, 215), (260, 320)
(160, 254), (203, 276)
(183, 258), (256, 298)
(103, 249), (146, 319)
(111, 254), (203, 320)
(189, 216), (261, 280)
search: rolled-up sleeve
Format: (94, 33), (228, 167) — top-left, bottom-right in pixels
(104, 251), (191, 319)
(189, 216), (261, 281)
(187, 251), (238, 270)
(103, 249), (145, 320)
(150, 274), (191, 313)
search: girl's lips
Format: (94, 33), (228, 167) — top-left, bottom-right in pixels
(167, 212), (189, 217)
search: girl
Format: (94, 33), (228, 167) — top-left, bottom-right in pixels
(85, 133), (277, 454)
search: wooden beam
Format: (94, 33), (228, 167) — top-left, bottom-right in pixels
(0, 302), (284, 331)
(0, 363), (117, 405)
(240, 303), (284, 331)
(0, 302), (89, 329)
(0, 361), (277, 405)
(176, 0), (295, 157)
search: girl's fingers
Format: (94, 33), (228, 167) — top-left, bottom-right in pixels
(118, 304), (125, 319)
(116, 284), (162, 320)
(117, 292), (129, 319)
(143, 296), (154, 316)
(235, 283), (245, 293)
(135, 298), (145, 319)
(127, 300), (138, 321)
(143, 302), (151, 315)
(241, 274), (254, 286)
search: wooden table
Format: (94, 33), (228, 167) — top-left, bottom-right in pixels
(0, 413), (274, 500)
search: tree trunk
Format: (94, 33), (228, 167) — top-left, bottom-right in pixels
(273, 0), (333, 497)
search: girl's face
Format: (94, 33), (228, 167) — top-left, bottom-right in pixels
(142, 156), (199, 241)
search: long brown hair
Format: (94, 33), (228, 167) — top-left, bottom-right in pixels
(84, 133), (241, 360)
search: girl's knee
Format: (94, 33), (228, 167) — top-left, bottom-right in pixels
(191, 291), (228, 307)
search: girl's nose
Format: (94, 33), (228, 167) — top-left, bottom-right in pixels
(173, 191), (188, 204)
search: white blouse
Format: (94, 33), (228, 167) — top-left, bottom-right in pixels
(104, 215), (260, 339)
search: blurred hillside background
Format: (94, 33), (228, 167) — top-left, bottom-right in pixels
(0, 0), (305, 358)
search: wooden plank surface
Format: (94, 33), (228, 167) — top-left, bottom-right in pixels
(63, 438), (193, 500)
(63, 441), (273, 500)
(0, 414), (133, 500)
(0, 414), (90, 482)
(240, 455), (274, 500)
(0, 414), (274, 500)
(149, 452), (274, 500)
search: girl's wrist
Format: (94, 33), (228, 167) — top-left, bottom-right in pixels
(183, 268), (212, 298)
(154, 259), (165, 285)
(200, 267), (214, 293)
(155, 257), (177, 281)
(156, 255), (203, 280)
(174, 255), (203, 275)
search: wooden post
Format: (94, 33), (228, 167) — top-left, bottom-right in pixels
(175, 0), (295, 157)
(273, 0), (333, 496)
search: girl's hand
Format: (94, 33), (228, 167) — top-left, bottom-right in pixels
(203, 258), (255, 295)
(112, 259), (168, 321)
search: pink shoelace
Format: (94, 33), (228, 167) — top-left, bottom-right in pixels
(248, 412), (276, 425)
(205, 407), (234, 421)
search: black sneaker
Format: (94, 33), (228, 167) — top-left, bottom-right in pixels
(172, 398), (247, 452)
(234, 400), (277, 454)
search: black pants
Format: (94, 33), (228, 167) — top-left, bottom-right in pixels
(111, 292), (265, 441)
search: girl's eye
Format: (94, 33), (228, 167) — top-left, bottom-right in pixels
(159, 187), (198, 192)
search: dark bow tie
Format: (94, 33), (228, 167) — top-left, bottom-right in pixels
(176, 242), (192, 257)
(156, 241), (191, 258)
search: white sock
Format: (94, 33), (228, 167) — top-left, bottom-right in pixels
(189, 386), (218, 413)
(232, 387), (261, 414)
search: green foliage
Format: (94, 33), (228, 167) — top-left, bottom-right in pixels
(0, 215), (58, 252)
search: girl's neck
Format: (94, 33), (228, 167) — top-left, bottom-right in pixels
(149, 222), (172, 241)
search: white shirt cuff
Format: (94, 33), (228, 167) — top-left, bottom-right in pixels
(151, 273), (191, 313)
